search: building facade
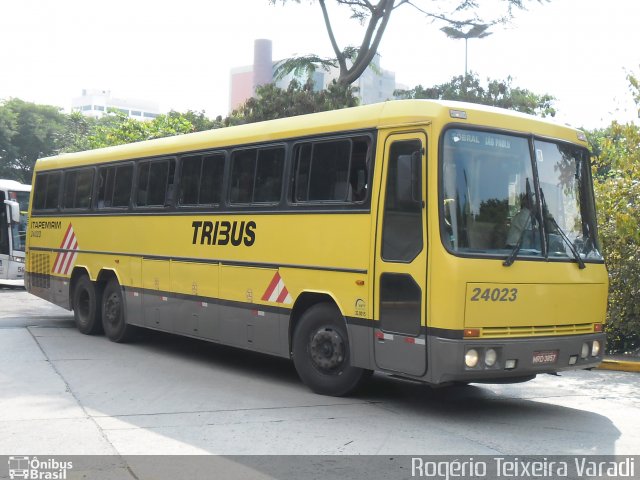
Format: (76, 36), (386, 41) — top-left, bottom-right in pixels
(71, 89), (161, 121)
(229, 39), (397, 111)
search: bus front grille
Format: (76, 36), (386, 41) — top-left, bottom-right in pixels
(480, 323), (594, 338)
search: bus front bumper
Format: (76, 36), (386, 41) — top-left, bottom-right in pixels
(428, 332), (606, 384)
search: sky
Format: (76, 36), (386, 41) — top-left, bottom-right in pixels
(1, 0), (639, 129)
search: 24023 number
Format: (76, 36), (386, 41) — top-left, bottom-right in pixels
(470, 287), (518, 302)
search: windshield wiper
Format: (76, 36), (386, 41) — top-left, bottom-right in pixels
(504, 178), (536, 267)
(540, 189), (586, 269)
(503, 213), (532, 267)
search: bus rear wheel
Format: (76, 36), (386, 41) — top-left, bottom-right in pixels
(292, 303), (365, 396)
(102, 278), (136, 343)
(72, 275), (103, 335)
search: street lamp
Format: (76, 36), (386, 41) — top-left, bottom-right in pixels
(441, 24), (493, 77)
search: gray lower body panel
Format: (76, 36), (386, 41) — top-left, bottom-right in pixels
(26, 272), (71, 310)
(125, 288), (291, 359)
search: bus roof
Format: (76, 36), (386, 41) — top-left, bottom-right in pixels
(0, 179), (31, 191)
(35, 99), (588, 171)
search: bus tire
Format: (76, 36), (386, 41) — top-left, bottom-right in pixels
(101, 278), (136, 343)
(72, 275), (103, 335)
(292, 303), (364, 397)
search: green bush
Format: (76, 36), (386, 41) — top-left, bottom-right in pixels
(590, 92), (640, 353)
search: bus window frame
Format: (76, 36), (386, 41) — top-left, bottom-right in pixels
(176, 150), (228, 210)
(288, 133), (374, 207)
(228, 143), (287, 208)
(133, 156), (177, 210)
(32, 170), (63, 212)
(95, 161), (135, 211)
(62, 167), (96, 212)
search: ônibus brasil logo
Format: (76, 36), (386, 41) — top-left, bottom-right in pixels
(8, 456), (73, 480)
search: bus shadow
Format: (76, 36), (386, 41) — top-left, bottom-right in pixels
(136, 329), (301, 384)
(85, 329), (622, 455)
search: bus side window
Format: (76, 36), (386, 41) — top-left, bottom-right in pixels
(112, 164), (133, 208)
(147, 161), (167, 206)
(292, 136), (370, 203)
(310, 140), (350, 201)
(179, 155), (202, 205)
(350, 138), (370, 201)
(137, 162), (150, 206)
(33, 172), (62, 211)
(230, 147), (284, 205)
(97, 166), (116, 208)
(63, 168), (94, 210)
(136, 159), (174, 207)
(99, 164), (133, 209)
(33, 173), (48, 210)
(293, 144), (312, 202)
(179, 153), (225, 206)
(254, 147), (284, 203)
(230, 149), (256, 204)
(199, 154), (225, 205)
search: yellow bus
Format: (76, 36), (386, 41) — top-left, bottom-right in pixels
(26, 100), (607, 396)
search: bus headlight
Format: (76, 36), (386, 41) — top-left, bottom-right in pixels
(465, 349), (479, 368)
(484, 348), (497, 367)
(592, 341), (601, 357)
(581, 342), (589, 359)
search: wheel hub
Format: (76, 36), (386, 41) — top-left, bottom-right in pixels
(104, 293), (120, 326)
(309, 328), (345, 372)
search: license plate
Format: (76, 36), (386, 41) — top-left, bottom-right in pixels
(532, 350), (558, 365)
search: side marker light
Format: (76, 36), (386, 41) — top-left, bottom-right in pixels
(464, 328), (480, 338)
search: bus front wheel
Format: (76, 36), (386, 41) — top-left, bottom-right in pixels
(72, 275), (103, 335)
(102, 278), (136, 343)
(292, 303), (365, 396)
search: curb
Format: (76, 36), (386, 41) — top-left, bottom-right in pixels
(596, 360), (640, 373)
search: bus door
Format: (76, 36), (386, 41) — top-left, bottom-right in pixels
(374, 131), (428, 377)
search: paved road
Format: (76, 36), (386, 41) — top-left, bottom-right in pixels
(1, 287), (639, 457)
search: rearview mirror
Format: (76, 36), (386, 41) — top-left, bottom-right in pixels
(4, 200), (20, 223)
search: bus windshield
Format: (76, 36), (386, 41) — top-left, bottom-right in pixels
(534, 140), (602, 261)
(441, 128), (602, 262)
(9, 190), (29, 253)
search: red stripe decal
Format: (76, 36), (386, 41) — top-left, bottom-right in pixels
(276, 286), (289, 304)
(59, 223), (73, 248)
(261, 272), (281, 301)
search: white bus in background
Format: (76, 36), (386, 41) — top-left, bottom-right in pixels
(1, 179), (30, 287)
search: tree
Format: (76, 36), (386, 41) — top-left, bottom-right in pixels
(166, 110), (223, 132)
(59, 111), (96, 153)
(63, 110), (198, 151)
(394, 72), (556, 117)
(228, 79), (358, 124)
(271, 0), (544, 86)
(0, 98), (68, 182)
(588, 73), (640, 353)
